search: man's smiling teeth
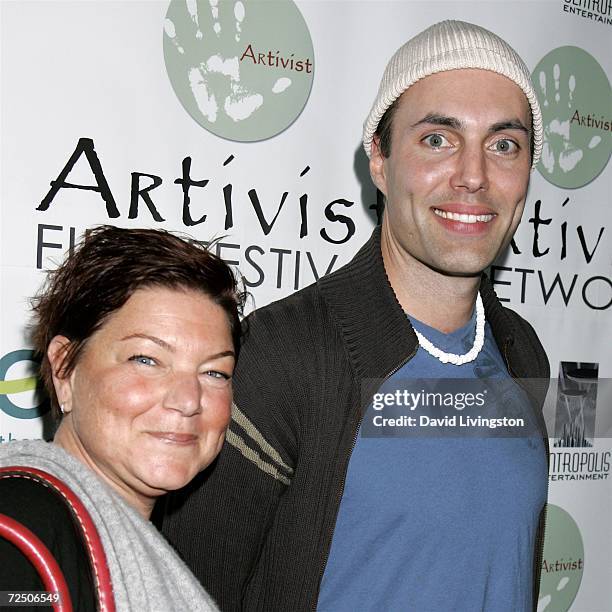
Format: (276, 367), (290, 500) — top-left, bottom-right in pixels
(433, 209), (495, 223)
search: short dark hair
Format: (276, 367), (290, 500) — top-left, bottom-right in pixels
(374, 97), (401, 159)
(32, 225), (245, 419)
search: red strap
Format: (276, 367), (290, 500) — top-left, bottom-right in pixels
(0, 466), (116, 612)
(0, 512), (73, 612)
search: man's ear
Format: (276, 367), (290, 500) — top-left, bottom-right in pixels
(369, 135), (388, 196)
(47, 335), (74, 413)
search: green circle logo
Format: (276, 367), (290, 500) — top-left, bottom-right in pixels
(163, 0), (314, 142)
(533, 46), (611, 189)
(538, 504), (584, 612)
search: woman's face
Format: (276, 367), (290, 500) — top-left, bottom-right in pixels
(51, 286), (235, 514)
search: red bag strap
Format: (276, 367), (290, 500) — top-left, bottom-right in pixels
(0, 466), (116, 612)
(0, 512), (73, 612)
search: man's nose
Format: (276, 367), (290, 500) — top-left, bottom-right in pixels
(449, 143), (489, 193)
(163, 373), (202, 416)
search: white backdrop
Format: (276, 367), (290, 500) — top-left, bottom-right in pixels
(1, 2), (610, 610)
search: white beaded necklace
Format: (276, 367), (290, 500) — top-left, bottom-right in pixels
(413, 294), (485, 365)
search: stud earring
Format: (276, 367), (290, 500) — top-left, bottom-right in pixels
(60, 403), (66, 414)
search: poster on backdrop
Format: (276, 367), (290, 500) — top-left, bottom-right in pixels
(1, 1), (610, 610)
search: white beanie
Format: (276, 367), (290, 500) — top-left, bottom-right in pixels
(362, 20), (543, 168)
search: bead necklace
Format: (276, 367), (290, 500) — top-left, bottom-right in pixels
(413, 294), (485, 365)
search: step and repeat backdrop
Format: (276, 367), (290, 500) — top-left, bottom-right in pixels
(1, 1), (610, 610)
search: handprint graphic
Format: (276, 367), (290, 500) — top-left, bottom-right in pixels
(539, 65), (584, 174)
(533, 46), (611, 189)
(163, 0), (314, 142)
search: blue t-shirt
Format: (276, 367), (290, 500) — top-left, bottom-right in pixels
(318, 312), (547, 612)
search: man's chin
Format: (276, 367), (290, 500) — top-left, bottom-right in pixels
(422, 258), (490, 279)
(434, 268), (485, 279)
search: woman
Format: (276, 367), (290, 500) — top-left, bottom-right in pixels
(0, 226), (244, 611)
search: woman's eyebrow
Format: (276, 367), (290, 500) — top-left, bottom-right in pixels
(120, 335), (235, 360)
(121, 333), (174, 352)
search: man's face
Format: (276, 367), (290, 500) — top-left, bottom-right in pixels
(370, 69), (532, 277)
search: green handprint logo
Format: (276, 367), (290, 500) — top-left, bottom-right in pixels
(533, 46), (611, 189)
(164, 0), (314, 142)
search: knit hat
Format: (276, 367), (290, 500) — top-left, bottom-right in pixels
(362, 20), (543, 168)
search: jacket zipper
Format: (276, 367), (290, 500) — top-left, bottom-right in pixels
(312, 345), (419, 610)
(503, 337), (550, 612)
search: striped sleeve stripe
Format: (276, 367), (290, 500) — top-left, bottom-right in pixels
(225, 429), (291, 486)
(231, 402), (294, 475)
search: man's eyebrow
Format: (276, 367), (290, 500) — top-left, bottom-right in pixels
(411, 115), (530, 137)
(489, 119), (530, 136)
(411, 114), (463, 130)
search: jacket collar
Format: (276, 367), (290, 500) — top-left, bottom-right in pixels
(318, 225), (522, 381)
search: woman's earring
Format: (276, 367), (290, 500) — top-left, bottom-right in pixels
(60, 403), (66, 414)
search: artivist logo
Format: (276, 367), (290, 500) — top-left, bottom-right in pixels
(0, 350), (48, 420)
(553, 362), (598, 447)
(561, 0), (612, 26)
(164, 0), (314, 142)
(533, 46), (611, 188)
(538, 504), (584, 612)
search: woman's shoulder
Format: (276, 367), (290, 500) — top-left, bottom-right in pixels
(0, 441), (86, 540)
(0, 467), (97, 611)
(1, 468), (74, 519)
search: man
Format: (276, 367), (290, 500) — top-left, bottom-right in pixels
(162, 20), (549, 611)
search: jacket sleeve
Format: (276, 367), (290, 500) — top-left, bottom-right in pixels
(160, 306), (297, 612)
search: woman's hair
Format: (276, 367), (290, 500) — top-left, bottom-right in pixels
(32, 225), (245, 419)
